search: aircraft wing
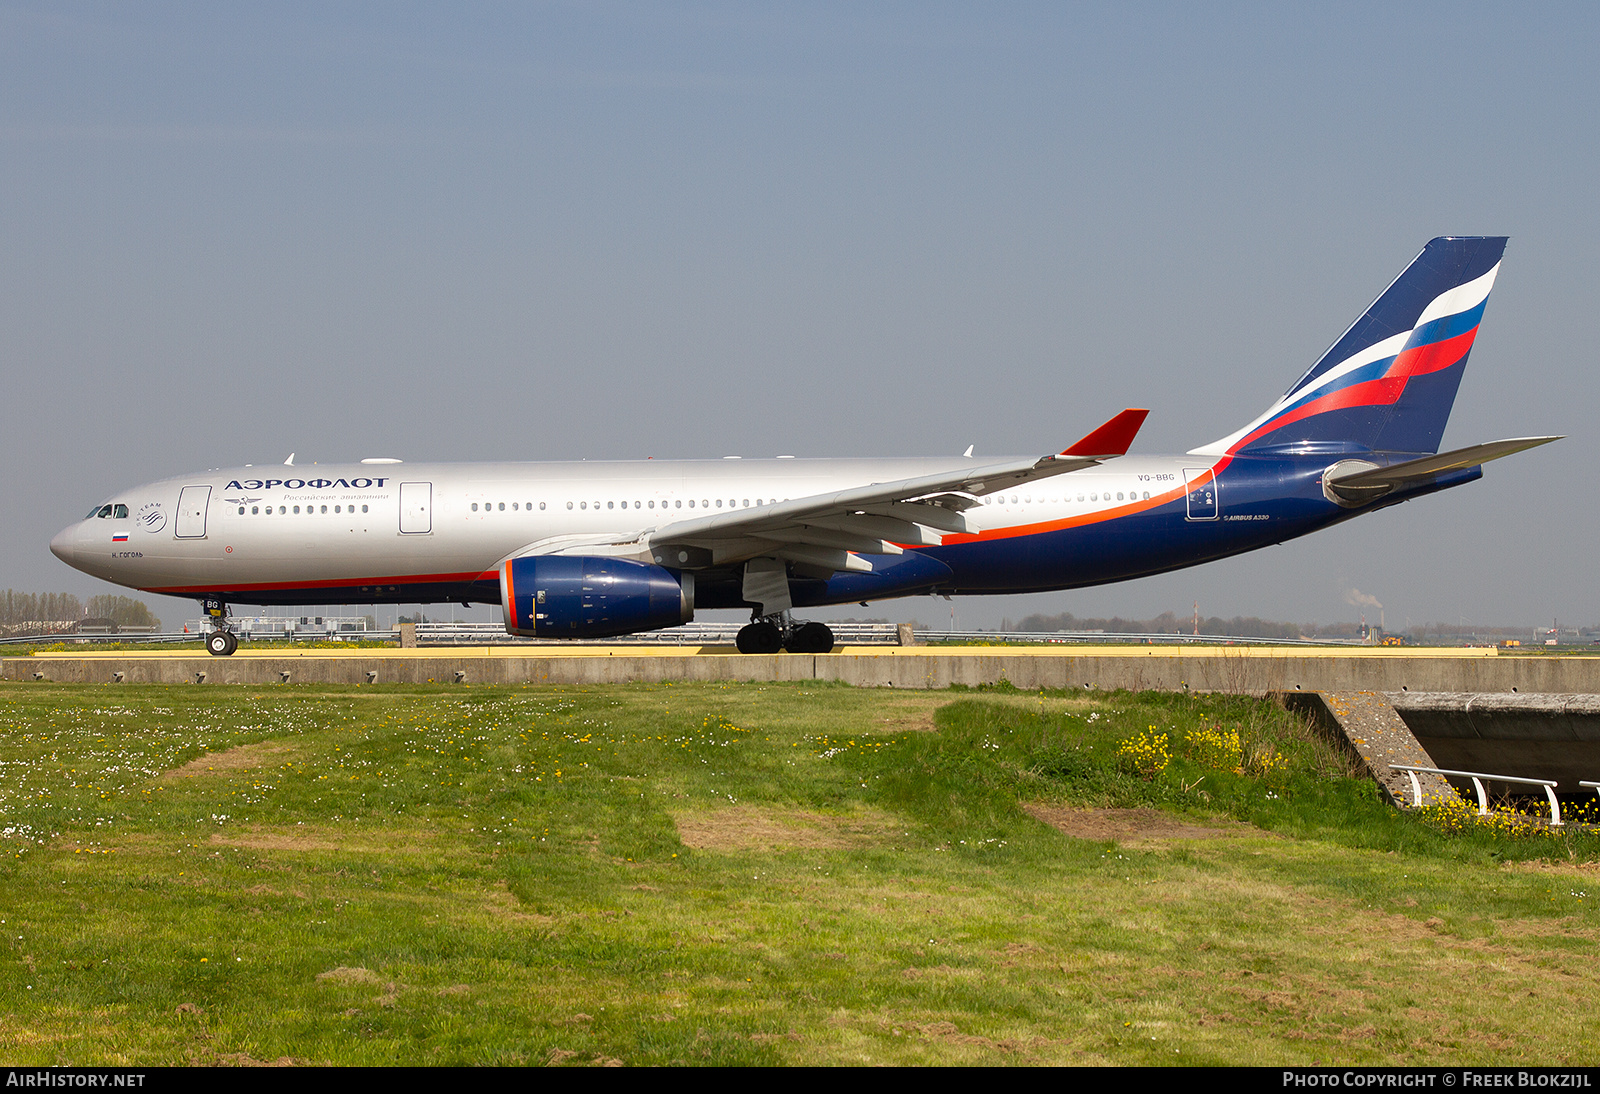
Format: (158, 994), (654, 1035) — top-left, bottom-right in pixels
(641, 408), (1149, 574)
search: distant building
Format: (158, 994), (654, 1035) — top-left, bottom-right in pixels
(184, 615), (373, 638)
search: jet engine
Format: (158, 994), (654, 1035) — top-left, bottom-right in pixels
(499, 556), (694, 639)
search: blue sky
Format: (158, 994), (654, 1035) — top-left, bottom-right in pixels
(3, 3), (1595, 629)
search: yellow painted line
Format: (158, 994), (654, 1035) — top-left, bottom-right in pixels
(6, 643), (1501, 660)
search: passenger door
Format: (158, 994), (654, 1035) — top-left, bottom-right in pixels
(399, 481), (433, 534)
(175, 485), (211, 538)
(1182, 468), (1219, 521)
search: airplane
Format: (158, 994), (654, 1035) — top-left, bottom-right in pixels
(50, 236), (1557, 657)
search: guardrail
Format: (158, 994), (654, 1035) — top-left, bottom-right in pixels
(0, 625), (1389, 648)
(407, 621), (903, 645)
(913, 630), (1366, 646)
(1391, 763), (1566, 825)
(0, 631), (204, 646)
(401, 624), (1370, 647)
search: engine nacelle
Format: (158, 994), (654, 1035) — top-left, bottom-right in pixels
(499, 556), (694, 639)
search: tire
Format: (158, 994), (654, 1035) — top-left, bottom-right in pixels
(206, 631), (235, 657)
(785, 621), (835, 654)
(736, 621), (783, 654)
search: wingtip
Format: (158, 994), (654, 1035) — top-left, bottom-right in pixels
(1060, 408), (1150, 457)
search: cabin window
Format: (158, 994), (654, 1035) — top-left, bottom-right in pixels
(1117, 492), (1124, 501)
(607, 501), (614, 510)
(648, 500), (655, 509)
(321, 505), (328, 513)
(688, 500), (695, 508)
(580, 502), (586, 510)
(567, 501), (573, 510)
(252, 506), (259, 515)
(238, 506), (245, 515)
(471, 503), (478, 511)
(539, 502), (546, 510)
(361, 505), (368, 513)
(293, 506), (300, 514)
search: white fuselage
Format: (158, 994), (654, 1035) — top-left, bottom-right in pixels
(51, 454), (1193, 603)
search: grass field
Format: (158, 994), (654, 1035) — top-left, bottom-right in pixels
(1, 680), (1597, 1066)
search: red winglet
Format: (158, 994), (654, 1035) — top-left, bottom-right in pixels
(1059, 408), (1149, 457)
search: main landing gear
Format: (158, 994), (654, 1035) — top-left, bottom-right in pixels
(201, 596), (238, 657)
(736, 611), (834, 654)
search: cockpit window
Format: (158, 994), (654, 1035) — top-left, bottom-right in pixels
(113, 504), (128, 519)
(94, 505), (113, 519)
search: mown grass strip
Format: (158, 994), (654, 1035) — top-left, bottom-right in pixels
(0, 681), (1595, 1065)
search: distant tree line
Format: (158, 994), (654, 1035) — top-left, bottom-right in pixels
(1010, 610), (1591, 641)
(0, 590), (161, 635)
(1010, 610), (1363, 640)
(85, 595), (161, 628)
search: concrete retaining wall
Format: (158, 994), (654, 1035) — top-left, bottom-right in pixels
(6, 646), (1600, 693)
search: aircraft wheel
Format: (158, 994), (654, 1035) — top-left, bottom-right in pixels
(785, 622), (834, 654)
(206, 630), (236, 657)
(736, 621), (783, 654)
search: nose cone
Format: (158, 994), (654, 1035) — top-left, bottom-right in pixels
(50, 524), (78, 566)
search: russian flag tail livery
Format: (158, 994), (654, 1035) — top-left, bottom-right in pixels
(1193, 236), (1508, 458)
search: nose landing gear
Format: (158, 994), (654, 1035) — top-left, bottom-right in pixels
(201, 596), (239, 657)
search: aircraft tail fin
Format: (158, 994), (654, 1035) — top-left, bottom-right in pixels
(1193, 236), (1508, 457)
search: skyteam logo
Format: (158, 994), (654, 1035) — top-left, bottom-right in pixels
(136, 503), (166, 534)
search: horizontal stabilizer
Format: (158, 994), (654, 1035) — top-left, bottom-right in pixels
(1323, 436), (1560, 506)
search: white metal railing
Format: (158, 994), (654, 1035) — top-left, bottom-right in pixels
(913, 630), (1365, 646)
(399, 624), (1369, 647)
(1391, 763), (1565, 826)
(0, 624), (1388, 648)
(406, 621), (903, 645)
